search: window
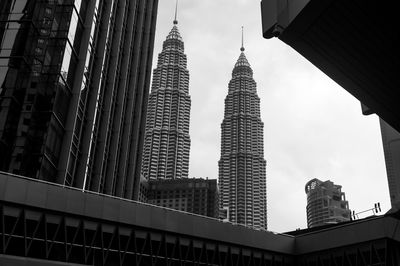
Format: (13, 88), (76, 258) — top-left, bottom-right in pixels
(35, 47), (43, 54)
(37, 38), (45, 45)
(45, 7), (52, 15)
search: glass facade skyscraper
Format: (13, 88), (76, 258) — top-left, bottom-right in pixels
(218, 43), (267, 230)
(0, 0), (158, 200)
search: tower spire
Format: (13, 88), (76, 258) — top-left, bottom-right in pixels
(174, 0), (178, 24)
(241, 26), (245, 52)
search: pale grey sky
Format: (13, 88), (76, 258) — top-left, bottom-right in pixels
(152, 0), (390, 232)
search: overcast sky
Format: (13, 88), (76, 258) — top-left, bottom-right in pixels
(152, 0), (390, 232)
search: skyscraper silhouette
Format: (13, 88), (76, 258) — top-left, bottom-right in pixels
(218, 30), (267, 229)
(141, 9), (191, 180)
(0, 1), (158, 199)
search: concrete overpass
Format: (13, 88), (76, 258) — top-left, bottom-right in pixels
(1, 172), (400, 265)
(0, 172), (294, 265)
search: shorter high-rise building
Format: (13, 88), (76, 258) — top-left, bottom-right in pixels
(305, 178), (351, 228)
(137, 174), (149, 203)
(146, 178), (219, 218)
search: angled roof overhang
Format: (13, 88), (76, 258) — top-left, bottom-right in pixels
(261, 0), (400, 132)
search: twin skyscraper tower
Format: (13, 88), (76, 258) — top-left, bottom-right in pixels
(141, 17), (191, 181)
(141, 10), (267, 230)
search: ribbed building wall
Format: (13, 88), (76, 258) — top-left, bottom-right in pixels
(141, 20), (191, 180)
(0, 0), (159, 200)
(58, 0), (159, 200)
(219, 49), (267, 230)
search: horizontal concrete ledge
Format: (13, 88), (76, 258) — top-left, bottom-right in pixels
(0, 172), (294, 254)
(0, 254), (86, 266)
(294, 215), (400, 254)
(2, 172), (399, 256)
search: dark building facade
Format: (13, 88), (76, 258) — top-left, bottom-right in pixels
(141, 14), (191, 181)
(218, 41), (267, 230)
(379, 119), (400, 207)
(147, 178), (219, 218)
(0, 0), (158, 199)
(362, 104), (400, 208)
(261, 0), (400, 133)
